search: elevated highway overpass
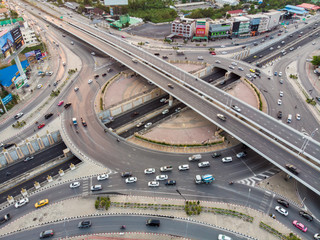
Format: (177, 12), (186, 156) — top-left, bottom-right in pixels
(45, 17), (320, 195)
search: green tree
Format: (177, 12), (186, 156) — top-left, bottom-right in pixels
(10, 10), (18, 19)
(286, 233), (301, 240)
(311, 56), (320, 67)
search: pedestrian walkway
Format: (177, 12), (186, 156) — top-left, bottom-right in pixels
(237, 167), (281, 187)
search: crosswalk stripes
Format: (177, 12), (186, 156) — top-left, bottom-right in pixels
(258, 191), (273, 213)
(82, 179), (90, 194)
(237, 167), (281, 187)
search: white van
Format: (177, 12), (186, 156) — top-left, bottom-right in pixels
(287, 114), (292, 123)
(188, 154), (202, 161)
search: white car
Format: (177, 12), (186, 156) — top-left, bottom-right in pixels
(125, 177), (137, 183)
(218, 234), (232, 240)
(156, 175), (168, 181)
(148, 181), (160, 187)
(198, 161), (210, 168)
(15, 198), (29, 208)
(70, 182), (81, 188)
(278, 99), (282, 105)
(215, 60), (221, 64)
(279, 91), (283, 97)
(238, 67), (244, 71)
(14, 112), (24, 119)
(222, 157), (232, 163)
(160, 98), (167, 103)
(314, 233), (320, 240)
(144, 168), (155, 174)
(162, 109), (169, 115)
(231, 62), (237, 66)
(231, 105), (241, 112)
(74, 87), (79, 92)
(91, 52), (95, 56)
(178, 164), (189, 171)
(71, 41), (74, 45)
(228, 65), (235, 69)
(275, 206), (288, 216)
(221, 51), (228, 54)
(37, 84), (43, 89)
(296, 114), (301, 120)
(144, 122), (152, 128)
(197, 56), (203, 60)
(97, 174), (109, 181)
(270, 47), (274, 51)
(236, 152), (246, 158)
(278, 72), (282, 77)
(220, 45), (226, 48)
(88, 79), (93, 84)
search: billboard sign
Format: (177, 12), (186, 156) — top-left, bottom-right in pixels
(104, 0), (128, 6)
(14, 75), (25, 89)
(34, 49), (42, 60)
(2, 93), (13, 105)
(0, 27), (24, 60)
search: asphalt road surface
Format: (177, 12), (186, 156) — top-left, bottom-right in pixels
(0, 142), (67, 184)
(0, 215), (246, 240)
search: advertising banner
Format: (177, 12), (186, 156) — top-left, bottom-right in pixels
(34, 49), (42, 60)
(14, 75), (25, 89)
(0, 27), (24, 59)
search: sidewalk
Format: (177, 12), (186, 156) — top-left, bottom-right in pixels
(0, 39), (82, 145)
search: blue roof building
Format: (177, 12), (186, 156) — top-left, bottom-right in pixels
(282, 5), (308, 15)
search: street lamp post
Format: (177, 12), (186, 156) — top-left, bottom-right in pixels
(176, 189), (186, 201)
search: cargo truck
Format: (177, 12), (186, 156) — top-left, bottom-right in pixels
(195, 174), (214, 184)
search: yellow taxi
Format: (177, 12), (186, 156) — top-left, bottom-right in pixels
(35, 199), (49, 208)
(249, 69), (255, 73)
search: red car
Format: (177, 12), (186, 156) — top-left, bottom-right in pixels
(38, 123), (45, 129)
(293, 220), (307, 232)
(278, 33), (281, 36)
(210, 52), (216, 55)
(58, 100), (64, 106)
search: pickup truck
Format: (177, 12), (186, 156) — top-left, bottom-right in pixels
(160, 166), (173, 172)
(194, 174), (214, 184)
(0, 214), (10, 225)
(72, 118), (77, 126)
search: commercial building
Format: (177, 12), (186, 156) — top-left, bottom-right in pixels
(171, 17), (195, 38)
(296, 3), (320, 11)
(21, 22), (39, 47)
(232, 16), (250, 38)
(281, 5), (308, 16)
(208, 21), (231, 39)
(264, 11), (281, 30)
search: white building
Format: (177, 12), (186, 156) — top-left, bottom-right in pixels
(21, 22), (39, 46)
(255, 14), (269, 33)
(264, 11), (281, 30)
(216, 0), (239, 6)
(171, 17), (195, 38)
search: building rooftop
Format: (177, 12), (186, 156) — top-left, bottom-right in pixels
(227, 9), (244, 15)
(296, 3), (320, 10)
(233, 16), (250, 21)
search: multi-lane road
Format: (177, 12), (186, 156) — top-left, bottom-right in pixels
(1, 1), (320, 239)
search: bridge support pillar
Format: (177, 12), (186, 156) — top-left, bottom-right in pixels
(168, 95), (174, 107)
